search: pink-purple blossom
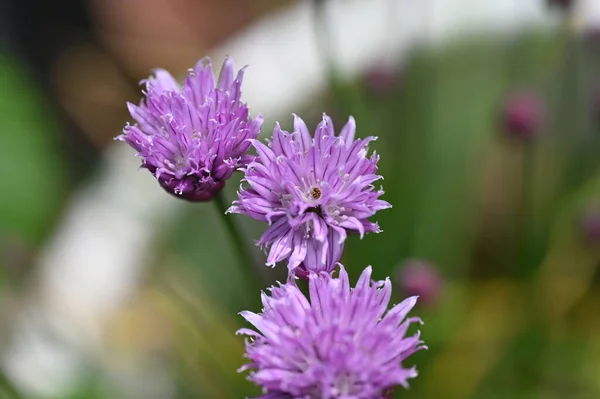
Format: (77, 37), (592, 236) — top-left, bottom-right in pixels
(118, 57), (263, 202)
(237, 265), (426, 399)
(501, 90), (545, 141)
(396, 259), (444, 306)
(228, 114), (390, 275)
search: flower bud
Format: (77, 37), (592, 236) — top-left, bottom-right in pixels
(501, 90), (545, 140)
(396, 259), (444, 306)
(363, 64), (400, 95)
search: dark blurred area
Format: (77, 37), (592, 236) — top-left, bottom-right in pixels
(3, 0), (600, 398)
(2, 0), (99, 182)
(1, 0), (284, 182)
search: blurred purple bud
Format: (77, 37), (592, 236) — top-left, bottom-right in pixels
(547, 0), (574, 10)
(579, 207), (600, 244)
(396, 259), (443, 306)
(501, 90), (545, 140)
(363, 64), (400, 95)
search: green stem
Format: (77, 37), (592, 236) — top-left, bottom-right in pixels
(213, 192), (264, 289)
(516, 143), (536, 279)
(0, 369), (24, 399)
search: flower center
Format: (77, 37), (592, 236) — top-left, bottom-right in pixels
(310, 187), (322, 200)
(174, 153), (186, 168)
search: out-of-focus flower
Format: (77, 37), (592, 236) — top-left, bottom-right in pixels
(547, 0), (574, 10)
(501, 90), (545, 141)
(118, 57), (263, 202)
(396, 259), (444, 306)
(363, 64), (400, 95)
(237, 265), (426, 399)
(228, 114), (390, 276)
(579, 207), (600, 244)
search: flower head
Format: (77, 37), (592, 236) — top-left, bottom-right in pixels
(228, 114), (390, 275)
(501, 90), (545, 141)
(237, 265), (426, 399)
(118, 57), (263, 202)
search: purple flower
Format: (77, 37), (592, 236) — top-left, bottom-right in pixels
(501, 90), (545, 141)
(228, 114), (390, 275)
(237, 265), (426, 399)
(118, 57), (263, 202)
(396, 259), (444, 307)
(363, 63), (401, 95)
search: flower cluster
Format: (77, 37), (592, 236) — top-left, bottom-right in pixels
(119, 56), (425, 399)
(228, 114), (390, 276)
(238, 266), (425, 399)
(118, 57), (262, 202)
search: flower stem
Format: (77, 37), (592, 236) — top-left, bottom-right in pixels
(0, 368), (24, 399)
(213, 192), (264, 289)
(516, 143), (536, 279)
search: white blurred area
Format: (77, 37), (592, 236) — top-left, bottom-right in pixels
(4, 0), (587, 397)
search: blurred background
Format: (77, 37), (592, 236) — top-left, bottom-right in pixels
(2, 0), (600, 398)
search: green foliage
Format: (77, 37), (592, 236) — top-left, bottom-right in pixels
(0, 54), (65, 244)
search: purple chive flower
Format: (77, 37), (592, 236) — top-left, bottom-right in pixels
(228, 114), (390, 275)
(118, 57), (263, 202)
(237, 265), (426, 399)
(501, 90), (545, 141)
